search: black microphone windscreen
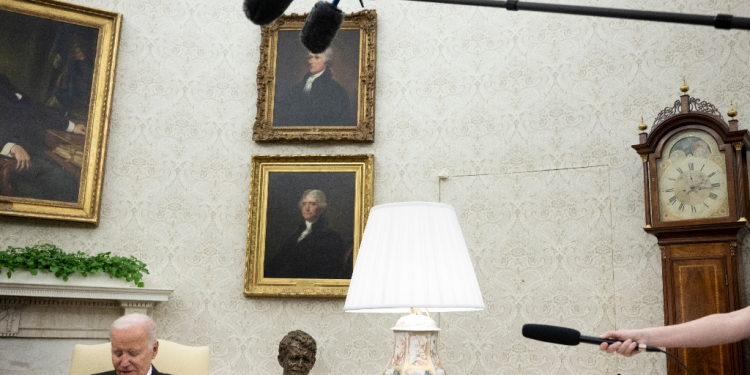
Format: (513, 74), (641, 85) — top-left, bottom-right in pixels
(300, 1), (344, 53)
(244, 0), (294, 26)
(522, 324), (581, 346)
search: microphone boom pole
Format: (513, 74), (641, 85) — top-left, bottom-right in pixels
(405, 0), (750, 30)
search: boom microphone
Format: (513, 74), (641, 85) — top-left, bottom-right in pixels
(243, 0), (294, 25)
(522, 324), (661, 352)
(406, 0), (750, 31)
(300, 0), (345, 53)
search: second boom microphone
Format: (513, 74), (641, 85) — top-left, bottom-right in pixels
(522, 324), (661, 352)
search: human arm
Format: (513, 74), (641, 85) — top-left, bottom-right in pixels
(1, 141), (31, 171)
(72, 123), (86, 135)
(9, 144), (31, 171)
(599, 306), (750, 356)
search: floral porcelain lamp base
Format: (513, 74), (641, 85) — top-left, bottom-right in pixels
(383, 309), (446, 375)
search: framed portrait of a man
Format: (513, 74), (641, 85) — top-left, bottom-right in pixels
(0, 0), (121, 225)
(244, 154), (374, 298)
(252, 10), (377, 143)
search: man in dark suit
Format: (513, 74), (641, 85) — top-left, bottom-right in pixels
(92, 313), (172, 375)
(264, 189), (348, 279)
(273, 48), (354, 127)
(0, 73), (84, 202)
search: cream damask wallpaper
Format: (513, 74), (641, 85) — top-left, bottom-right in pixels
(1, 0), (750, 374)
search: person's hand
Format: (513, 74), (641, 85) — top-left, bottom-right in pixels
(599, 330), (643, 357)
(10, 144), (31, 171)
(72, 123), (87, 135)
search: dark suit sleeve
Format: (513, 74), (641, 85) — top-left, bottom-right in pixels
(0, 74), (70, 148)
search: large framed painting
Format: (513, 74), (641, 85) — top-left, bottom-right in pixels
(0, 0), (121, 225)
(253, 10), (377, 143)
(244, 154), (374, 297)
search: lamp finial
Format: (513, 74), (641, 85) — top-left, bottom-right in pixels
(680, 77), (689, 95)
(729, 101), (738, 119)
(638, 116), (648, 133)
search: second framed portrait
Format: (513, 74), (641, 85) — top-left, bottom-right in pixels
(253, 10), (377, 143)
(244, 154), (374, 297)
(0, 0), (121, 225)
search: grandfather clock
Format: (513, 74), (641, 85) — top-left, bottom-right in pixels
(632, 83), (749, 375)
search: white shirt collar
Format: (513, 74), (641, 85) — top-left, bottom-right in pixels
(304, 70), (325, 93)
(146, 365), (153, 375)
(297, 221), (314, 242)
(308, 70), (325, 80)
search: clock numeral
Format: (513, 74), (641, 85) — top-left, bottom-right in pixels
(708, 172), (716, 178)
(704, 203), (710, 208)
(679, 203), (685, 211)
(669, 196), (677, 205)
(665, 188), (674, 192)
(712, 183), (721, 188)
(691, 205), (697, 213)
(688, 163), (694, 170)
(669, 178), (676, 181)
(701, 164), (706, 171)
(709, 193), (718, 200)
(676, 167), (684, 174)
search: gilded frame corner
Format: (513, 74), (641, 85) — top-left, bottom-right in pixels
(0, 0), (121, 225)
(253, 10), (377, 143)
(244, 154), (374, 298)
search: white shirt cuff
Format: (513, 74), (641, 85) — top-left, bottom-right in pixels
(66, 121), (75, 132)
(1, 143), (16, 157)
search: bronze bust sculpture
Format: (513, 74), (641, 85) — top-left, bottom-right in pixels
(278, 330), (317, 375)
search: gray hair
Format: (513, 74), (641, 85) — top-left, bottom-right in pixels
(322, 48), (334, 66)
(111, 313), (158, 347)
(299, 189), (328, 210)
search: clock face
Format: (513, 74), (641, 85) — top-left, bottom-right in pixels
(657, 130), (730, 222)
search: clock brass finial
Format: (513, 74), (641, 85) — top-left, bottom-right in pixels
(638, 116), (648, 133)
(680, 77), (689, 95)
(728, 101), (738, 119)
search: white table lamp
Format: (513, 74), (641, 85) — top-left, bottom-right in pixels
(344, 202), (484, 375)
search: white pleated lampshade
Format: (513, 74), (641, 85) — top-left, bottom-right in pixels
(344, 202), (485, 313)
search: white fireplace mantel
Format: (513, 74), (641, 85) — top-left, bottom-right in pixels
(0, 273), (173, 339)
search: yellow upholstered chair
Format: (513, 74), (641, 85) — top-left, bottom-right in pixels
(68, 340), (210, 375)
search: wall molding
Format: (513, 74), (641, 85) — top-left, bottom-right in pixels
(0, 281), (172, 338)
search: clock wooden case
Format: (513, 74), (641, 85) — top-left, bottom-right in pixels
(633, 88), (749, 375)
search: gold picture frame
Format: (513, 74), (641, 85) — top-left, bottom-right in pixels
(244, 154), (374, 297)
(0, 0), (121, 225)
(253, 10), (377, 143)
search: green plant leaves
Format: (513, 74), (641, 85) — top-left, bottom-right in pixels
(0, 244), (149, 287)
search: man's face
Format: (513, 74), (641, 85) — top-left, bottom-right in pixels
(281, 342), (315, 375)
(110, 325), (158, 375)
(300, 195), (324, 223)
(307, 53), (327, 74)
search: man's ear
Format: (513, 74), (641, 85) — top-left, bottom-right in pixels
(151, 340), (159, 359)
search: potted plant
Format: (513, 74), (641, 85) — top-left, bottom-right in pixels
(0, 244), (149, 287)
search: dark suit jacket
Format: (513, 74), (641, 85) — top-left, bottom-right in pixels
(265, 217), (348, 279)
(0, 74), (70, 153)
(0, 74), (81, 201)
(273, 67), (353, 127)
(92, 364), (172, 375)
